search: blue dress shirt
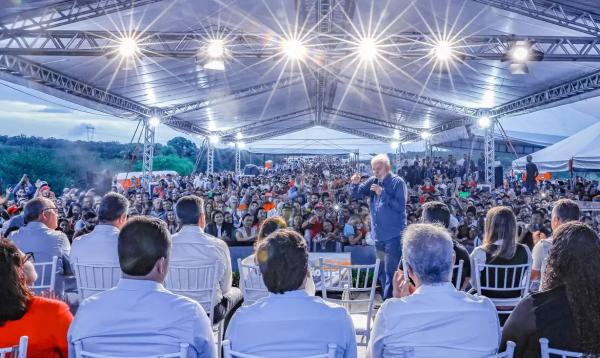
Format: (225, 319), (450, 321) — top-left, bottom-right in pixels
(350, 173), (407, 241)
(226, 290), (357, 358)
(68, 279), (216, 358)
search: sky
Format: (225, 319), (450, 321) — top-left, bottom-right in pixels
(0, 78), (599, 156)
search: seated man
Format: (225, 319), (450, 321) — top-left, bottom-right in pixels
(67, 216), (215, 357)
(172, 195), (242, 325)
(70, 192), (129, 266)
(10, 197), (72, 293)
(368, 224), (500, 358)
(226, 229), (357, 358)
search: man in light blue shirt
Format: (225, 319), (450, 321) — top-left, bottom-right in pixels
(367, 224), (500, 358)
(68, 216), (216, 358)
(226, 229), (357, 358)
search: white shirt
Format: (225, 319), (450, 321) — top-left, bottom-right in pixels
(171, 225), (232, 302)
(226, 290), (357, 358)
(532, 237), (553, 271)
(70, 224), (120, 266)
(367, 283), (500, 358)
(68, 279), (216, 358)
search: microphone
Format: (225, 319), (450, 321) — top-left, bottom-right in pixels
(373, 178), (379, 185)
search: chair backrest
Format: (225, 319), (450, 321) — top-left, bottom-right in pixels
(318, 258), (380, 327)
(222, 340), (336, 358)
(539, 338), (584, 358)
(452, 259), (464, 290)
(489, 341), (516, 358)
(237, 258), (269, 306)
(0, 336), (28, 358)
(73, 261), (121, 301)
(474, 260), (531, 305)
(31, 256), (58, 292)
(164, 262), (220, 324)
(73, 341), (189, 358)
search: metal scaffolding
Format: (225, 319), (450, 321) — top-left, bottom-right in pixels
(142, 117), (155, 192)
(395, 145), (402, 172)
(206, 141), (215, 175)
(235, 142), (241, 175)
(484, 121), (496, 186)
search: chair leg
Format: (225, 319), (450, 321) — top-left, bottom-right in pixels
(217, 321), (224, 358)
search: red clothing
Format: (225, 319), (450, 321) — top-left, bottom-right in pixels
(0, 297), (72, 358)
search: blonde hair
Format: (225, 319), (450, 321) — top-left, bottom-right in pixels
(371, 154), (391, 169)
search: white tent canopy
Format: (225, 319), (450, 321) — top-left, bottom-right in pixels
(513, 121), (600, 172)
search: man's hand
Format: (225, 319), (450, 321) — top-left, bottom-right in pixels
(370, 183), (383, 195)
(351, 173), (361, 185)
(392, 269), (415, 299)
(532, 231), (547, 245)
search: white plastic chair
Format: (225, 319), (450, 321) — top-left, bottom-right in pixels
(452, 259), (464, 290)
(31, 255), (58, 292)
(237, 258), (269, 306)
(385, 341), (515, 358)
(164, 263), (223, 351)
(0, 336), (28, 358)
(474, 260), (532, 316)
(73, 261), (121, 301)
(73, 341), (189, 358)
(222, 340), (336, 358)
(540, 338), (584, 358)
(318, 258), (380, 346)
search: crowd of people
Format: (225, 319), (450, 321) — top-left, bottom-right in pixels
(1, 153), (600, 357)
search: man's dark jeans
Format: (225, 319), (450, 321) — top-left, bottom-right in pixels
(375, 237), (402, 300)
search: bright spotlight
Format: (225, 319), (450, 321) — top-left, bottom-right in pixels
(434, 40), (453, 61)
(478, 116), (491, 128)
(511, 45), (530, 63)
(390, 141), (400, 150)
(207, 40), (225, 59)
(119, 37), (139, 57)
(148, 116), (160, 128)
(358, 37), (378, 61)
(236, 132), (243, 140)
(209, 135), (220, 144)
(281, 38), (306, 60)
(237, 141), (245, 149)
(421, 131), (432, 140)
(204, 59), (225, 71)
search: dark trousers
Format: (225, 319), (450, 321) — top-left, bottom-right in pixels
(213, 287), (243, 330)
(375, 237), (402, 300)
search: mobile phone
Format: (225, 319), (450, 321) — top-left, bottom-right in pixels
(402, 259), (409, 282)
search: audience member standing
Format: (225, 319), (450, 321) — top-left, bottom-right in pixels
(351, 154), (407, 299)
(501, 222), (600, 357)
(525, 155), (539, 194)
(67, 217), (216, 357)
(226, 229), (357, 357)
(367, 224), (500, 357)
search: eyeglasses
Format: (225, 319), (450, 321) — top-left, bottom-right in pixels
(22, 252), (34, 264)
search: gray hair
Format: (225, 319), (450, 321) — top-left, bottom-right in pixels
(402, 224), (454, 285)
(370, 154), (391, 169)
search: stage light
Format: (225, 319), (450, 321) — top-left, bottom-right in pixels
(393, 129), (400, 140)
(478, 116), (491, 128)
(209, 135), (220, 144)
(207, 40), (225, 59)
(204, 59), (225, 71)
(236, 132), (243, 140)
(281, 38), (306, 60)
(421, 131), (432, 140)
(358, 37), (378, 61)
(118, 37), (139, 57)
(511, 45), (530, 63)
(148, 116), (160, 128)
(390, 141), (400, 150)
(434, 40), (453, 61)
(237, 141), (245, 149)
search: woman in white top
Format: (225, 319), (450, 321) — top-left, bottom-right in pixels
(235, 214), (257, 242)
(240, 216), (315, 305)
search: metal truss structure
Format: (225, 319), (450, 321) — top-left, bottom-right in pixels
(206, 141), (214, 175)
(484, 123), (496, 186)
(244, 122), (316, 143)
(234, 142), (241, 175)
(472, 0), (600, 37)
(324, 108), (421, 134)
(323, 122), (392, 143)
(0, 0), (165, 31)
(142, 117), (155, 190)
(219, 109), (314, 139)
(394, 145), (402, 172)
(3, 30), (600, 62)
(488, 68), (600, 117)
